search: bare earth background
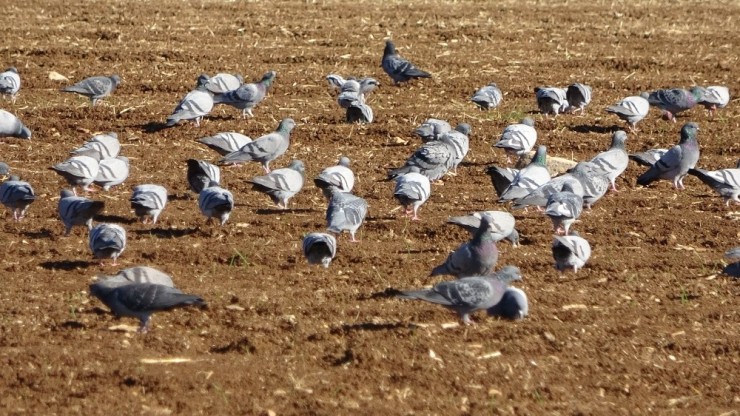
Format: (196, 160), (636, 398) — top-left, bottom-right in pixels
(1, 0), (738, 414)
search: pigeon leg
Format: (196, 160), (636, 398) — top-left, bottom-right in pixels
(461, 315), (474, 325)
(349, 232), (360, 243)
(137, 318), (151, 334)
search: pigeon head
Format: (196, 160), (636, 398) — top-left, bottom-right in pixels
(611, 130), (628, 149)
(261, 71), (277, 87)
(679, 122), (699, 143)
(288, 160), (306, 174)
(110, 74), (122, 86)
(196, 73), (210, 87)
(455, 123), (472, 136)
(521, 117), (535, 127)
(359, 78), (380, 93)
(60, 189), (75, 198)
(383, 40), (396, 57)
(277, 118), (296, 134)
(495, 265), (522, 284)
(0, 162), (9, 177)
(532, 145), (547, 166)
(338, 156), (351, 167)
(474, 214), (495, 242)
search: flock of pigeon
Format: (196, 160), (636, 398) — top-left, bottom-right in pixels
(0, 39), (738, 332)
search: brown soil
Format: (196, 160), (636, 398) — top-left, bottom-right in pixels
(1, 0), (739, 414)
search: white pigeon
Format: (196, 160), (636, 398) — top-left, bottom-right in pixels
(493, 118), (537, 163)
(70, 132), (120, 160)
(552, 233), (592, 273)
(544, 182), (584, 235)
(446, 211), (516, 243)
(94, 156), (129, 191)
(89, 223), (127, 266)
(50, 155), (100, 195)
(393, 172), (431, 220)
(440, 123), (471, 175)
(130, 184), (168, 224)
(0, 109), (31, 139)
(302, 232), (337, 268)
(0, 67), (21, 102)
(314, 156), (355, 200)
(249, 160), (305, 209)
(606, 95), (650, 131)
(698, 85), (730, 118)
(166, 80), (214, 127)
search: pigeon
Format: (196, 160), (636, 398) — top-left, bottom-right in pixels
(249, 160), (305, 209)
(414, 118), (451, 143)
(0, 175), (35, 221)
(495, 145), (550, 203)
(446, 211), (516, 243)
(485, 165), (518, 198)
(578, 163), (610, 209)
(326, 74), (348, 90)
(197, 132), (253, 156)
(726, 247), (740, 260)
(328, 76), (379, 108)
(637, 122), (700, 189)
(471, 83), (503, 110)
(697, 85), (730, 118)
(94, 156), (129, 191)
(724, 247), (740, 278)
(326, 191), (368, 242)
(346, 100), (374, 124)
(544, 182), (584, 235)
(50, 155), (100, 195)
(589, 130), (629, 191)
(302, 232), (337, 268)
(0, 67), (21, 102)
(70, 132), (120, 160)
(130, 184), (168, 224)
(552, 232), (592, 273)
(58, 189), (105, 235)
(89, 281), (205, 333)
(62, 74), (121, 106)
(218, 118), (296, 173)
(187, 159), (221, 194)
(197, 72), (243, 94)
(89, 223), (127, 266)
(387, 140), (455, 181)
(397, 266), (522, 325)
(0, 109), (31, 139)
(441, 123), (471, 175)
(643, 87), (704, 122)
(629, 148), (669, 167)
(198, 182), (234, 226)
(512, 162), (598, 210)
(606, 95), (650, 131)
(314, 156), (355, 200)
(0, 162), (9, 178)
(487, 287), (528, 320)
(393, 172), (431, 220)
(213, 70), (276, 118)
(96, 266), (175, 288)
(535, 86), (569, 116)
(565, 83), (592, 114)
(381, 40), (431, 85)
(430, 214), (499, 278)
(493, 118), (537, 163)
(165, 79), (214, 127)
(687, 162), (740, 206)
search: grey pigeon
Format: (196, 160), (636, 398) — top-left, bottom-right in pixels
(346, 100), (374, 124)
(724, 247), (740, 278)
(414, 118), (451, 143)
(0, 109), (31, 139)
(644, 87), (704, 122)
(0, 67), (21, 102)
(130, 184), (168, 224)
(552, 232), (592, 273)
(726, 247), (740, 260)
(336, 79), (361, 109)
(441, 123), (471, 174)
(496, 145), (551, 203)
(485, 165), (518, 198)
(606, 95), (650, 131)
(187, 159), (220, 194)
(493, 118), (537, 163)
(629, 148), (668, 167)
(0, 162), (9, 177)
(0, 175), (35, 221)
(446, 211), (516, 243)
(197, 132), (252, 156)
(58, 189), (104, 235)
(249, 160), (305, 209)
(96, 266), (175, 288)
(62, 74), (121, 106)
(535, 86), (569, 116)
(94, 156), (129, 191)
(89, 281), (205, 333)
(545, 182), (583, 235)
(397, 266), (522, 325)
(89, 223), (126, 266)
(487, 286), (528, 320)
(637, 122), (700, 189)
(326, 74), (348, 90)
(589, 130), (629, 191)
(566, 83), (592, 114)
(197, 72), (243, 94)
(166, 79), (214, 127)
(326, 191), (368, 242)
(388, 141), (454, 181)
(71, 132), (120, 160)
(314, 156), (355, 200)
(50, 155), (100, 195)
(198, 182), (234, 226)
(393, 172), (431, 220)
(512, 162), (599, 210)
(218, 118), (296, 173)
(213, 70), (275, 118)
(471, 83), (503, 110)
(578, 162), (610, 209)
(688, 162), (740, 206)
(431, 214), (499, 278)
(302, 232), (337, 268)
(381, 40), (431, 85)
(697, 85), (730, 118)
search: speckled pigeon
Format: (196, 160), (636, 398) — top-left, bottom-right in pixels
(50, 155), (100, 195)
(393, 172), (431, 220)
(544, 182), (583, 235)
(314, 156), (355, 200)
(431, 214), (499, 278)
(697, 85), (730, 118)
(0, 175), (35, 221)
(94, 156), (129, 191)
(637, 122), (700, 189)
(187, 159), (220, 194)
(218, 118), (295, 173)
(89, 223), (126, 266)
(326, 191), (368, 242)
(381, 40), (431, 85)
(606, 95), (650, 131)
(198, 182), (234, 226)
(471, 83), (503, 110)
(535, 86), (569, 116)
(62, 74), (121, 106)
(198, 132), (252, 156)
(643, 87), (704, 122)
(487, 286), (528, 320)
(0, 109), (31, 139)
(552, 232), (591, 273)
(130, 184), (168, 224)
(0, 67), (21, 102)
(58, 189), (104, 235)
(213, 70), (275, 118)
(166, 78), (214, 127)
(589, 130), (629, 191)
(249, 160), (305, 209)
(566, 83), (592, 114)
(71, 132), (120, 160)
(397, 266), (522, 325)
(414, 118), (451, 143)
(688, 162), (740, 206)
(493, 118), (537, 163)
(496, 145), (550, 203)
(302, 232), (337, 268)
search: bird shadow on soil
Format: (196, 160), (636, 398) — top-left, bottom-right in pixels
(95, 214), (137, 225)
(40, 260), (94, 271)
(140, 121), (170, 134)
(255, 208), (317, 215)
(169, 193), (195, 201)
(329, 321), (415, 335)
(569, 124), (620, 134)
(22, 228), (55, 239)
(132, 227), (199, 239)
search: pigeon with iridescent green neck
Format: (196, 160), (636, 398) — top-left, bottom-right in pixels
(643, 87), (704, 122)
(637, 122), (700, 189)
